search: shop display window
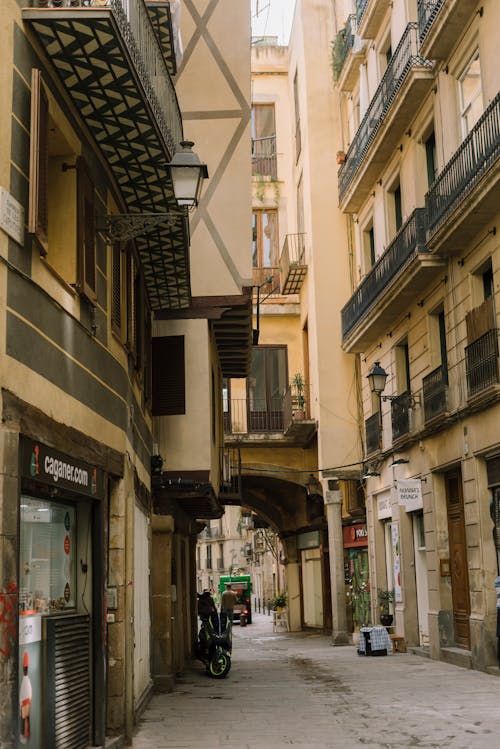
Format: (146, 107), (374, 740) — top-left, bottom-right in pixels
(19, 495), (76, 615)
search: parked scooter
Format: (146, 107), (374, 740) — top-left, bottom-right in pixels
(196, 592), (232, 678)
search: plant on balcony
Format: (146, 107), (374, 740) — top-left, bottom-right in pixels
(292, 372), (306, 420)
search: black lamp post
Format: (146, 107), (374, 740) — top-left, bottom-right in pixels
(166, 140), (209, 208)
(367, 361), (388, 396)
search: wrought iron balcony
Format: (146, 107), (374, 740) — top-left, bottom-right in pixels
(338, 24), (433, 211)
(355, 0), (391, 39)
(422, 365), (448, 422)
(365, 413), (381, 455)
(219, 446), (242, 502)
(341, 209), (446, 353)
(280, 233), (307, 295)
(417, 0), (478, 59)
(465, 329), (500, 399)
(332, 15), (356, 80)
(425, 93), (500, 254)
(391, 392), (411, 441)
(252, 136), (277, 179)
(23, 0), (189, 311)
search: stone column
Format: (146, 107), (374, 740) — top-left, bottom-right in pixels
(324, 482), (349, 645)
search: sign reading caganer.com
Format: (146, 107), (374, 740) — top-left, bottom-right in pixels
(396, 479), (423, 512)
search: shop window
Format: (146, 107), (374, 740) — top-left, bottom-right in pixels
(458, 50), (483, 138)
(19, 496), (76, 615)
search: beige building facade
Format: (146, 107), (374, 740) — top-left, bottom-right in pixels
(335, 0), (500, 670)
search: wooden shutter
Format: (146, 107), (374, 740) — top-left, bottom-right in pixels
(465, 296), (495, 343)
(111, 242), (122, 335)
(144, 304), (152, 406)
(126, 250), (136, 354)
(134, 270), (144, 370)
(77, 157), (96, 302)
(152, 336), (185, 415)
(29, 68), (49, 254)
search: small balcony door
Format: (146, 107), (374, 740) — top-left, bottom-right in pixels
(248, 346), (287, 431)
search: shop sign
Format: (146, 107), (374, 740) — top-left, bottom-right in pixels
(0, 186), (24, 245)
(377, 492), (392, 520)
(396, 479), (423, 512)
(297, 530), (320, 550)
(343, 523), (368, 548)
(21, 438), (104, 499)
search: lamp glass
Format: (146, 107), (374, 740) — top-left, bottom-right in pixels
(170, 165), (203, 206)
(367, 361), (388, 395)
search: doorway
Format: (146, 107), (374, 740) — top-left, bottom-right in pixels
(444, 469), (471, 649)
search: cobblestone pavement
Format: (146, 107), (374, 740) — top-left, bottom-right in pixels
(132, 613), (500, 749)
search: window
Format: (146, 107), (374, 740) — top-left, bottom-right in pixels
(363, 223), (376, 270)
(206, 544), (212, 570)
(111, 243), (123, 336)
(76, 157), (96, 302)
(459, 50), (483, 138)
(425, 131), (437, 187)
(247, 346), (287, 431)
(251, 104), (276, 178)
(252, 210), (278, 267)
(293, 71), (301, 160)
(395, 340), (410, 394)
(387, 179), (403, 237)
(152, 336), (185, 415)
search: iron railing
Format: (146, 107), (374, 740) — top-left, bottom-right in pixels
(417, 0), (443, 41)
(224, 384), (311, 435)
(30, 0), (183, 155)
(252, 136), (277, 179)
(341, 209), (428, 339)
(332, 14), (356, 80)
(338, 24), (432, 202)
(422, 365), (447, 422)
(365, 413), (381, 455)
(280, 233), (307, 295)
(219, 446), (242, 498)
(425, 94), (500, 239)
(465, 329), (500, 398)
(355, 0), (369, 25)
(391, 391), (411, 441)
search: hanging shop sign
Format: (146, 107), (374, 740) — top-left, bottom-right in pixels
(396, 479), (423, 512)
(21, 437), (104, 500)
(343, 523), (368, 548)
(377, 491), (392, 520)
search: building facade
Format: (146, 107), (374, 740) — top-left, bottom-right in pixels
(335, 0), (500, 669)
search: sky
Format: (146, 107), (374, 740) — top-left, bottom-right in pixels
(251, 0), (297, 45)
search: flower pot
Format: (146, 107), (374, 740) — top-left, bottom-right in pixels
(380, 613), (393, 627)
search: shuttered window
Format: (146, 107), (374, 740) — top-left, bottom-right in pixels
(152, 336), (185, 415)
(126, 250), (136, 355)
(29, 68), (49, 254)
(77, 157), (96, 302)
(111, 242), (122, 335)
(134, 270), (144, 371)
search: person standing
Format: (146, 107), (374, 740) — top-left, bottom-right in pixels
(221, 583), (237, 625)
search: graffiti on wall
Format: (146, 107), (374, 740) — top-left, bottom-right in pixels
(0, 582), (18, 656)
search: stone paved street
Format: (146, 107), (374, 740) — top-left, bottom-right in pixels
(132, 614), (500, 749)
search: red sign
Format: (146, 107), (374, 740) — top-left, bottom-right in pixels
(343, 523), (368, 548)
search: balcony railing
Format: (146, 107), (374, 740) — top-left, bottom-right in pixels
(219, 446), (242, 499)
(391, 391), (411, 441)
(332, 15), (356, 80)
(224, 384), (311, 436)
(365, 413), (381, 455)
(422, 365), (447, 422)
(417, 0), (443, 41)
(342, 209), (428, 340)
(280, 233), (307, 295)
(31, 0), (183, 154)
(465, 329), (500, 398)
(425, 94), (500, 241)
(252, 136), (277, 179)
(355, 0), (369, 25)
(338, 24), (432, 202)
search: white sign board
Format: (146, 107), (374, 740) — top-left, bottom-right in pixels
(377, 492), (392, 520)
(0, 187), (25, 245)
(19, 614), (41, 645)
(397, 479), (423, 513)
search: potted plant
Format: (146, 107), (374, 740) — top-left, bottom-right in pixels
(378, 588), (394, 626)
(271, 592), (287, 611)
(292, 373), (306, 420)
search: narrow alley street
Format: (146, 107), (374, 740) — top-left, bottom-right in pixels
(132, 614), (500, 749)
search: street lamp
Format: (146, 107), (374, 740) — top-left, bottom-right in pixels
(367, 361), (420, 406)
(166, 140), (209, 209)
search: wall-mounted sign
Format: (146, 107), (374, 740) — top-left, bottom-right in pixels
(343, 523), (368, 548)
(396, 479), (423, 512)
(377, 492), (392, 520)
(21, 437), (104, 499)
(0, 186), (24, 245)
(297, 530), (320, 550)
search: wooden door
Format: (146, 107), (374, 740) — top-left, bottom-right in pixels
(445, 470), (471, 649)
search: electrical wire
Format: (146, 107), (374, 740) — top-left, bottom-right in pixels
(241, 460), (364, 475)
